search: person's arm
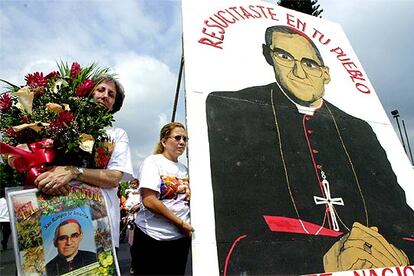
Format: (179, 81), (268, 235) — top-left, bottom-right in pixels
(141, 188), (194, 236)
(76, 167), (123, 187)
(35, 166), (123, 195)
(36, 128), (132, 195)
(129, 203), (140, 213)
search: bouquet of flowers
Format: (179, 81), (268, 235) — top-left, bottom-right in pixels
(0, 61), (115, 186)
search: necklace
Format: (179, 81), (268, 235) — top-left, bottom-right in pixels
(270, 88), (369, 234)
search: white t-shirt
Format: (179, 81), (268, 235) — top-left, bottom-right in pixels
(101, 127), (134, 248)
(0, 128), (133, 247)
(136, 154), (190, 241)
(0, 198), (9, 222)
(125, 188), (141, 210)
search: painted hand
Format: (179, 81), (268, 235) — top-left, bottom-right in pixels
(323, 222), (409, 272)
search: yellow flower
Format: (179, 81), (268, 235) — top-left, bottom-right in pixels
(45, 103), (71, 114)
(12, 122), (50, 133)
(79, 133), (95, 153)
(98, 252), (107, 263)
(13, 86), (35, 114)
(105, 255), (113, 265)
(46, 103), (64, 114)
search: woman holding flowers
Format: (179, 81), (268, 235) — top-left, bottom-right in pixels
(132, 122), (193, 275)
(0, 62), (134, 251)
(36, 73), (134, 251)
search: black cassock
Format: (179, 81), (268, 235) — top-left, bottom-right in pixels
(206, 83), (414, 275)
(46, 250), (97, 275)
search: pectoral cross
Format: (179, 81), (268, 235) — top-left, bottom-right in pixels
(314, 179), (344, 231)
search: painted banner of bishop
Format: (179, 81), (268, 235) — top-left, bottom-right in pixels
(182, 0), (414, 275)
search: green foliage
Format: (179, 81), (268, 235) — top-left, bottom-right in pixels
(0, 61), (116, 182)
(17, 220), (42, 250)
(95, 227), (111, 249)
(278, 0), (323, 17)
(119, 181), (129, 197)
(22, 246), (46, 274)
(0, 162), (24, 196)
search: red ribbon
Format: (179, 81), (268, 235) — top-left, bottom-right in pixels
(0, 139), (56, 188)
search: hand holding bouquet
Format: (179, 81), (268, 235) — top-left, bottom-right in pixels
(0, 62), (115, 187)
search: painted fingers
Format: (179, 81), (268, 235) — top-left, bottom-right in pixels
(324, 222), (409, 272)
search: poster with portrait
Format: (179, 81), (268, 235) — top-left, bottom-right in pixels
(181, 0), (414, 275)
(7, 182), (118, 276)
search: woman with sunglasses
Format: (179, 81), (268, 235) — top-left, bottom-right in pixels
(132, 122), (193, 275)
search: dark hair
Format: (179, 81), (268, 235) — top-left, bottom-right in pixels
(262, 25), (324, 66)
(154, 122), (186, 154)
(130, 178), (139, 185)
(95, 74), (125, 113)
(53, 218), (82, 247)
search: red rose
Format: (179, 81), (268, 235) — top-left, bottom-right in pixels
(70, 62), (81, 78)
(50, 111), (74, 129)
(45, 71), (58, 80)
(58, 111), (73, 126)
(25, 72), (48, 88)
(20, 115), (29, 124)
(94, 147), (111, 168)
(76, 79), (95, 97)
(0, 93), (12, 111)
(96, 147), (106, 155)
(5, 127), (16, 137)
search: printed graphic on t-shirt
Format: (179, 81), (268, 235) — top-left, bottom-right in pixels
(159, 175), (190, 200)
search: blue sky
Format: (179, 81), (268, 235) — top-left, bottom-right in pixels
(317, 0), (414, 164)
(1, 0), (413, 173)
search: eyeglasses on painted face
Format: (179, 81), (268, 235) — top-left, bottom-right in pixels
(270, 47), (323, 77)
(56, 232), (81, 243)
(168, 135), (188, 142)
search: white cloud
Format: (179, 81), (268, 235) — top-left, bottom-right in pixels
(112, 52), (177, 170)
(318, 0), (414, 145)
(0, 0), (183, 173)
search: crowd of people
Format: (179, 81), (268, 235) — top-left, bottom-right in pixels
(0, 74), (193, 275)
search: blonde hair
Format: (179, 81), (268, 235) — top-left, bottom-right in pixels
(154, 122), (186, 154)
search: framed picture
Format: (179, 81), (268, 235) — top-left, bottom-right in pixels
(7, 182), (119, 276)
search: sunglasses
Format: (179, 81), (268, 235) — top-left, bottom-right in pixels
(168, 135), (188, 142)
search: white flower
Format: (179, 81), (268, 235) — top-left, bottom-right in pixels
(53, 79), (68, 93)
(79, 133), (95, 153)
(13, 86), (34, 114)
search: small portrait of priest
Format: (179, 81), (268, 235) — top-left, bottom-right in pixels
(45, 218), (97, 275)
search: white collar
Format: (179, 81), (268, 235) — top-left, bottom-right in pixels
(275, 82), (323, 116)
